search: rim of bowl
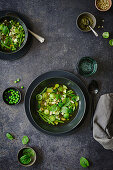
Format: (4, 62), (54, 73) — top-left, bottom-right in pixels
(3, 87), (21, 105)
(76, 12), (96, 32)
(95, 0), (112, 11)
(17, 147), (36, 167)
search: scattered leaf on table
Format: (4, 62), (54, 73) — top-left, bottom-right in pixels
(80, 157), (89, 168)
(109, 39), (113, 46)
(22, 136), (29, 145)
(6, 133), (14, 140)
(102, 32), (109, 38)
(20, 155), (31, 165)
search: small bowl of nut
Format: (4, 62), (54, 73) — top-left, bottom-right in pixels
(95, 0), (112, 11)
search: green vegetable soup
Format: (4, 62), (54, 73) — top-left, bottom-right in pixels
(36, 84), (80, 125)
(0, 19), (25, 52)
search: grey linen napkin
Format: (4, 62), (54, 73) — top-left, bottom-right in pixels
(93, 93), (113, 150)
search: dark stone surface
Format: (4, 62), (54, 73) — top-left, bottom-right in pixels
(0, 0), (113, 169)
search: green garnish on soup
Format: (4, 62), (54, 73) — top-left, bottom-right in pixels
(36, 84), (79, 125)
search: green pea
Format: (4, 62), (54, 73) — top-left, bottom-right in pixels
(17, 78), (20, 82)
(14, 81), (17, 83)
(21, 86), (24, 89)
(64, 113), (69, 119)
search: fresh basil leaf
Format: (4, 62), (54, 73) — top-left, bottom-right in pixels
(80, 157), (89, 168)
(49, 104), (57, 111)
(6, 133), (14, 140)
(22, 136), (29, 145)
(64, 98), (70, 106)
(2, 26), (9, 35)
(68, 108), (73, 114)
(66, 90), (74, 95)
(53, 89), (57, 93)
(0, 24), (4, 30)
(55, 94), (61, 100)
(72, 95), (79, 102)
(109, 39), (113, 46)
(23, 148), (35, 157)
(58, 101), (64, 107)
(20, 155), (31, 165)
(102, 32), (109, 38)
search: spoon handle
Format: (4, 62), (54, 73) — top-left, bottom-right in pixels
(89, 26), (98, 37)
(28, 29), (45, 43)
(91, 96), (95, 130)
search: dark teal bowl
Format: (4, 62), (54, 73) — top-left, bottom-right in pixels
(27, 77), (86, 135)
(77, 57), (97, 77)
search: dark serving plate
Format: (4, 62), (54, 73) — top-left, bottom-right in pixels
(25, 71), (87, 135)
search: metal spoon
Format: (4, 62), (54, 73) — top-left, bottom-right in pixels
(85, 19), (98, 37)
(28, 29), (44, 43)
(88, 80), (99, 130)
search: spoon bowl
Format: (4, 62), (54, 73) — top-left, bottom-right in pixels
(88, 80), (99, 95)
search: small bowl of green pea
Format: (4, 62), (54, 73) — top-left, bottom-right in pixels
(3, 87), (21, 105)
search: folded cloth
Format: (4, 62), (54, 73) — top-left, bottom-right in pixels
(93, 93), (113, 150)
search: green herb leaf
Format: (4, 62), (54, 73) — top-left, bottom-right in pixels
(58, 101), (64, 107)
(80, 157), (89, 168)
(102, 32), (109, 38)
(2, 26), (9, 35)
(6, 133), (14, 140)
(109, 39), (113, 46)
(23, 148), (35, 157)
(49, 104), (57, 111)
(20, 155), (31, 165)
(22, 136), (29, 145)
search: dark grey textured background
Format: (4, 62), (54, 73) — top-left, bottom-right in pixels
(0, 0), (113, 169)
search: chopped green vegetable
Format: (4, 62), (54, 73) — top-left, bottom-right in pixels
(21, 86), (24, 89)
(22, 136), (29, 145)
(6, 133), (14, 140)
(20, 155), (31, 165)
(17, 78), (20, 82)
(109, 39), (113, 46)
(50, 115), (55, 122)
(102, 32), (109, 38)
(36, 94), (42, 101)
(14, 80), (17, 83)
(80, 157), (90, 168)
(36, 84), (79, 125)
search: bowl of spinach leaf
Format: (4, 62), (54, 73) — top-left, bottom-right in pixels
(18, 147), (36, 167)
(0, 15), (28, 54)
